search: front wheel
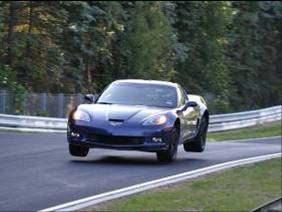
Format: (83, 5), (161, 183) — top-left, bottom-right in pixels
(156, 127), (179, 163)
(69, 144), (89, 157)
(183, 116), (208, 152)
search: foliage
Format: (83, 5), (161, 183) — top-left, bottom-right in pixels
(173, 1), (233, 113)
(122, 2), (175, 80)
(0, 1), (281, 113)
(0, 65), (26, 114)
(36, 110), (49, 117)
(228, 1), (282, 111)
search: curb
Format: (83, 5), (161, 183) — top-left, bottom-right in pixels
(252, 197), (281, 212)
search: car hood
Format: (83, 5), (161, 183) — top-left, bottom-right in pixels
(77, 104), (168, 123)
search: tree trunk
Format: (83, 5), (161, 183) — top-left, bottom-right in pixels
(26, 1), (33, 54)
(7, 2), (16, 66)
(86, 58), (93, 92)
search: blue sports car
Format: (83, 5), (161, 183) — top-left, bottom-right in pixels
(67, 79), (209, 162)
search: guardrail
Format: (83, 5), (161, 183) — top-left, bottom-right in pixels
(0, 105), (281, 133)
(0, 114), (66, 133)
(208, 105), (281, 132)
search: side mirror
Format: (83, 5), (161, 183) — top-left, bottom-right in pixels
(84, 94), (96, 103)
(187, 101), (198, 107)
(182, 101), (198, 111)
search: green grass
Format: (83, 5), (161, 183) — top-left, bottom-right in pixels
(88, 158), (282, 211)
(208, 121), (282, 142)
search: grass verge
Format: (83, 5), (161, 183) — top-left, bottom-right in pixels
(88, 158), (282, 211)
(208, 121), (281, 141)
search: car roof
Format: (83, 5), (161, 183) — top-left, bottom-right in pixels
(112, 79), (179, 88)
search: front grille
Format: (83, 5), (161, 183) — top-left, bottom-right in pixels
(89, 134), (144, 145)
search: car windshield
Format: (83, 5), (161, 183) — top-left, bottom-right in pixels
(97, 82), (178, 108)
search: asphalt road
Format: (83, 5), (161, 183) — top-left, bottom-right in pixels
(0, 132), (281, 211)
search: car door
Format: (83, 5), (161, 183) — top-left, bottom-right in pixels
(178, 87), (200, 140)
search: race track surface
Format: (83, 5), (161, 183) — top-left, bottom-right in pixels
(0, 132), (281, 210)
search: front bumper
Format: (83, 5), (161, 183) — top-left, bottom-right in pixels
(68, 123), (173, 152)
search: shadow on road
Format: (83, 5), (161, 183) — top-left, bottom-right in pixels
(69, 155), (206, 166)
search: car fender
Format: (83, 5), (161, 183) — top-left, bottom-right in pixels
(188, 94), (209, 132)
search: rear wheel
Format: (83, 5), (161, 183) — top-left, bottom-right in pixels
(156, 127), (179, 163)
(183, 116), (208, 152)
(69, 144), (89, 157)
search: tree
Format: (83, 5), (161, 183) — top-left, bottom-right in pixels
(0, 1), (280, 113)
(173, 1), (232, 112)
(59, 1), (102, 93)
(115, 2), (175, 81)
(228, 1), (282, 110)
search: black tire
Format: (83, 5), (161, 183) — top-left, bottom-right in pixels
(69, 144), (89, 157)
(183, 116), (208, 152)
(156, 127), (179, 163)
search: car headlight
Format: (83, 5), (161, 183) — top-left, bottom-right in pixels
(143, 115), (168, 126)
(72, 110), (90, 121)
